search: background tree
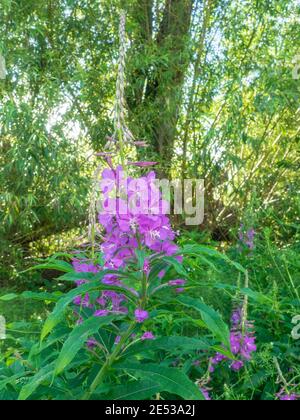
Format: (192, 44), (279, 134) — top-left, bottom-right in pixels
(0, 0), (299, 284)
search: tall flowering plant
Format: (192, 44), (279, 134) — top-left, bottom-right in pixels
(10, 12), (242, 401)
(12, 153), (237, 400)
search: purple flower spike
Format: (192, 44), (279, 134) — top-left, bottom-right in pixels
(135, 309), (149, 323)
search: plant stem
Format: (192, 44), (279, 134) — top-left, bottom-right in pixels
(82, 322), (136, 400)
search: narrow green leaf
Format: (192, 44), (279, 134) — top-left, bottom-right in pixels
(178, 296), (230, 349)
(0, 293), (18, 301)
(21, 260), (73, 274)
(114, 362), (204, 400)
(102, 379), (162, 400)
(54, 315), (121, 376)
(180, 245), (246, 274)
(41, 280), (101, 341)
(18, 363), (55, 401)
(122, 336), (210, 358)
(41, 277), (138, 341)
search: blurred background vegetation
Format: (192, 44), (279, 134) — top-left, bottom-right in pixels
(0, 0), (299, 291)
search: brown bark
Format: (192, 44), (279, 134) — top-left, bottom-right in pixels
(128, 0), (194, 177)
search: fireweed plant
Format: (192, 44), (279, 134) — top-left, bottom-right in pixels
(9, 155), (245, 401)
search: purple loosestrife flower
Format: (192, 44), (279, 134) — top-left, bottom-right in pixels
(141, 332), (155, 341)
(135, 309), (149, 323)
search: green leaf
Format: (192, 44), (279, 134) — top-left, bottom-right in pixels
(41, 275), (135, 341)
(122, 336), (210, 358)
(0, 291), (61, 303)
(41, 280), (101, 341)
(215, 283), (272, 305)
(21, 291), (62, 302)
(54, 315), (121, 376)
(0, 293), (18, 301)
(0, 372), (27, 392)
(21, 259), (73, 274)
(58, 272), (97, 282)
(114, 362), (204, 400)
(178, 296), (230, 349)
(180, 245), (246, 274)
(102, 379), (162, 400)
(164, 257), (189, 277)
(18, 363), (55, 401)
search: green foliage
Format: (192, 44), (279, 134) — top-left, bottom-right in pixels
(0, 0), (299, 402)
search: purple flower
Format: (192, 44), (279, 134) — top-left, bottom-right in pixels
(210, 307), (257, 373)
(141, 332), (155, 340)
(76, 316), (83, 325)
(200, 388), (211, 401)
(72, 260), (99, 274)
(238, 225), (256, 252)
(115, 336), (121, 345)
(279, 394), (299, 401)
(211, 353), (227, 365)
(75, 280), (86, 287)
(87, 338), (97, 349)
(73, 296), (82, 306)
(135, 309), (149, 323)
(230, 360), (244, 371)
(73, 294), (90, 308)
(276, 388), (299, 400)
(231, 309), (242, 326)
(71, 164), (184, 335)
(143, 260), (150, 274)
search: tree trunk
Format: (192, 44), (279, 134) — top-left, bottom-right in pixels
(128, 0), (194, 177)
